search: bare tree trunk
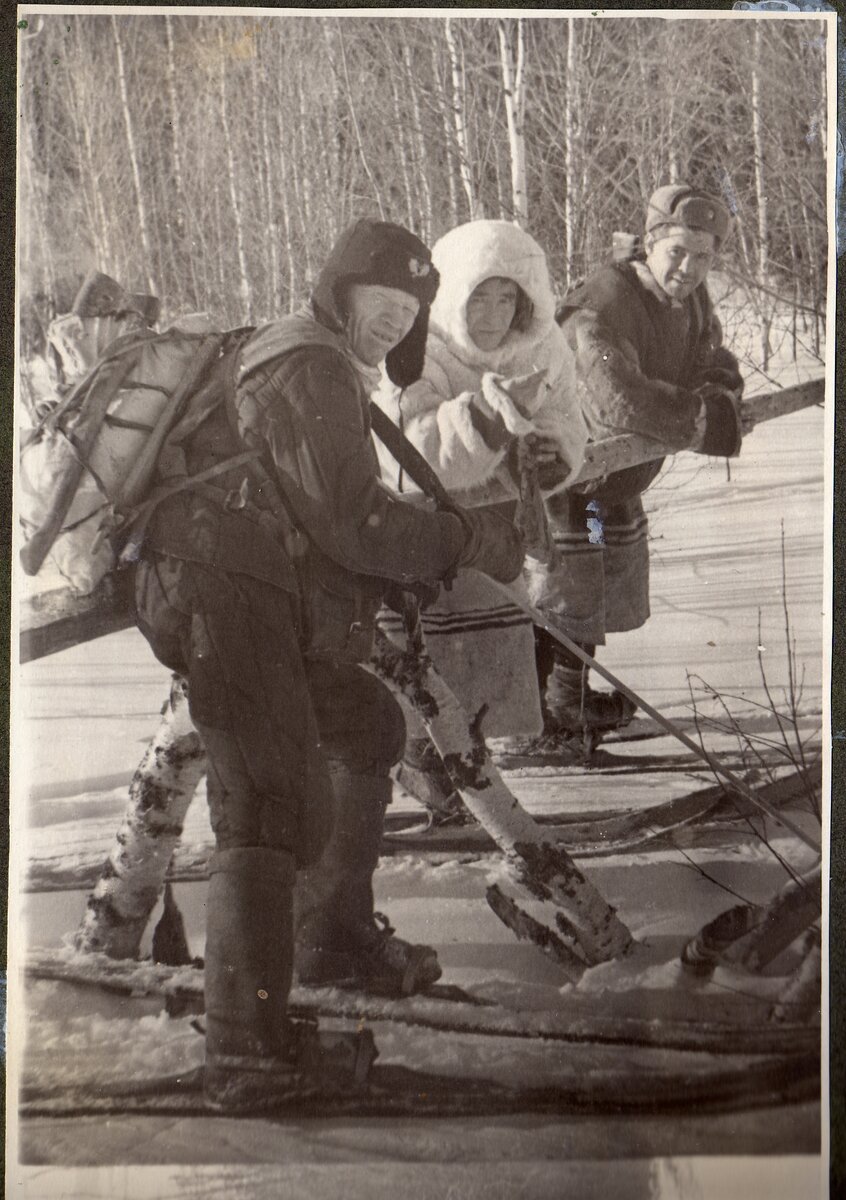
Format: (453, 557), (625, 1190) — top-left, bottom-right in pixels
(335, 22), (386, 220)
(20, 126), (57, 310)
(253, 43), (280, 316)
(217, 26), (253, 321)
(291, 72), (314, 280)
(67, 28), (112, 270)
(563, 18), (578, 286)
(492, 133), (509, 221)
(751, 22), (772, 370)
(444, 19), (480, 219)
(430, 39), (461, 225)
(164, 15), (201, 310)
(403, 37), (433, 242)
(320, 18), (346, 244)
(75, 677), (206, 959)
(276, 143), (298, 313)
(111, 15), (156, 294)
(389, 65), (416, 229)
(497, 17), (528, 226)
(164, 16), (186, 240)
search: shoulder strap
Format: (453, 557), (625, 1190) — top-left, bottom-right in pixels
(368, 400), (455, 512)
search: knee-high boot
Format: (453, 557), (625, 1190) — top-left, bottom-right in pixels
(203, 846), (305, 1107)
(295, 773), (442, 996)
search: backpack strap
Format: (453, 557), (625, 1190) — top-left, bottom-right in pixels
(112, 448), (264, 565)
(368, 400), (456, 513)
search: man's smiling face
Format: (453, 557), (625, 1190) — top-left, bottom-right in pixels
(645, 225), (716, 302)
(344, 284), (420, 366)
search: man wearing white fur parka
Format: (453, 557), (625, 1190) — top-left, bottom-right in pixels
(373, 219), (588, 795)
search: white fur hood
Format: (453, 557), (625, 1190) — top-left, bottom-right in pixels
(428, 220), (558, 370)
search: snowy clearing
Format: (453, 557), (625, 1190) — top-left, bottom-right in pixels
(9, 402), (825, 1193)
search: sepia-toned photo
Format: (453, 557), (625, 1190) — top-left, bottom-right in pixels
(9, 6), (834, 1197)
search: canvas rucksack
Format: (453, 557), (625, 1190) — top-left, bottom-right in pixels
(18, 282), (257, 595)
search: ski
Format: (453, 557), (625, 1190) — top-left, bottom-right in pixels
(25, 950), (820, 1058)
(18, 1053), (819, 1120)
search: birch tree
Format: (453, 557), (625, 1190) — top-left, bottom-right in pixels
(497, 17), (528, 225)
(111, 16), (157, 294)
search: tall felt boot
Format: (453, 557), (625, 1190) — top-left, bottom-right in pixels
(203, 846), (376, 1110)
(295, 773), (442, 996)
(203, 846), (304, 1108)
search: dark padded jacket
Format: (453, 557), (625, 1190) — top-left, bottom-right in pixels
(556, 261), (743, 503)
(145, 308), (467, 662)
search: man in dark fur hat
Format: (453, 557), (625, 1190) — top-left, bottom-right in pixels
(134, 219), (523, 1110)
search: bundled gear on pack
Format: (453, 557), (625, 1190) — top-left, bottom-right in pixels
(18, 272), (254, 595)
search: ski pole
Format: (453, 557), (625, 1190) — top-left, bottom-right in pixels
(497, 583), (821, 855)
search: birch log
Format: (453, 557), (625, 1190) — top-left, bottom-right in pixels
(370, 625), (634, 966)
(680, 863), (821, 975)
(769, 927), (821, 1024)
(74, 675), (206, 958)
(19, 378), (824, 664)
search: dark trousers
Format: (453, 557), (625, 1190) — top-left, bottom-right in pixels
(534, 627), (594, 689)
(134, 554), (405, 869)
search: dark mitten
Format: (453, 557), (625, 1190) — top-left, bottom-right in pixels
(455, 507), (525, 584)
(695, 365), (743, 391)
(695, 384), (743, 458)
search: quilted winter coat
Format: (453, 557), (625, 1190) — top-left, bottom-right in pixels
(539, 256), (744, 645)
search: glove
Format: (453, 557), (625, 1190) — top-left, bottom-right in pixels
(454, 506), (525, 584)
(692, 383), (743, 458)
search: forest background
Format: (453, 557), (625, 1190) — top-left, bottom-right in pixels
(17, 10), (829, 391)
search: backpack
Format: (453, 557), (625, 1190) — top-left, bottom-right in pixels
(19, 312), (256, 595)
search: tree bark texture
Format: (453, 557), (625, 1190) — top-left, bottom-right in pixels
(74, 675), (206, 958)
(370, 625), (635, 966)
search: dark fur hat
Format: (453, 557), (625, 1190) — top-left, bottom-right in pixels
(312, 219), (440, 387)
(645, 184), (731, 249)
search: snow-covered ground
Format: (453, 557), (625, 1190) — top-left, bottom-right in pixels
(8, 392), (827, 1196)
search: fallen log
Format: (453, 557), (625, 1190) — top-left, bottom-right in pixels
(370, 624), (635, 966)
(769, 926), (821, 1024)
(18, 377), (825, 665)
(680, 863), (821, 975)
(453, 376), (825, 508)
(17, 378), (823, 965)
(74, 675), (205, 958)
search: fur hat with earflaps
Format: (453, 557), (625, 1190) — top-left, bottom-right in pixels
(645, 185), (731, 250)
(312, 219), (440, 388)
